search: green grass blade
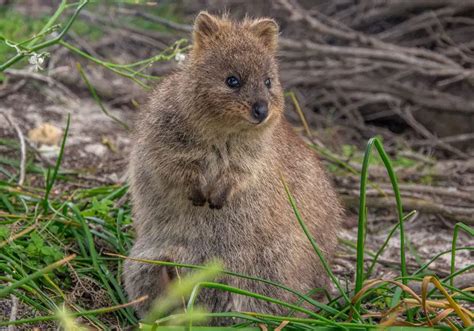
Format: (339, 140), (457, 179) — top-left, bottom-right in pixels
(109, 254), (344, 318)
(366, 210), (417, 277)
(43, 114), (70, 211)
(355, 137), (407, 296)
(280, 176), (357, 321)
(25, 0), (67, 48)
(67, 203), (137, 324)
(0, 254), (75, 298)
(76, 62), (130, 130)
(193, 282), (343, 329)
(450, 223), (474, 287)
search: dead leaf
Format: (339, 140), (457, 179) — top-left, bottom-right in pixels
(28, 123), (62, 146)
(275, 320), (289, 331)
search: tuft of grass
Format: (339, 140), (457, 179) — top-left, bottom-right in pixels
(280, 176), (353, 308)
(355, 137), (408, 303)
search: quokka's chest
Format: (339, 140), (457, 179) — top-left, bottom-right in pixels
(201, 143), (231, 184)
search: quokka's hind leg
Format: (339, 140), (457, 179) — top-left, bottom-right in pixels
(123, 251), (176, 318)
(196, 282), (236, 326)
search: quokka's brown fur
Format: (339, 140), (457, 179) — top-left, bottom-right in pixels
(124, 11), (343, 324)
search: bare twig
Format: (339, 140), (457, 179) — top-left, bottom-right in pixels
(4, 68), (78, 101)
(8, 295), (18, 331)
(0, 79), (27, 98)
(277, 0), (462, 67)
(411, 133), (474, 147)
(1, 113), (26, 186)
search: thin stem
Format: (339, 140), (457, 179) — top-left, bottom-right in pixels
(0, 0), (89, 71)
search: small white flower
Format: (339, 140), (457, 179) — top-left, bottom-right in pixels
(175, 53), (186, 63)
(28, 53), (47, 71)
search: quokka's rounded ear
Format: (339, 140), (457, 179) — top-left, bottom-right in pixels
(248, 18), (279, 51)
(193, 11), (220, 47)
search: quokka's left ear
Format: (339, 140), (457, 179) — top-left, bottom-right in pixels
(248, 18), (279, 51)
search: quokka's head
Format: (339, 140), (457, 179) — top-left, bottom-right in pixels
(187, 12), (284, 130)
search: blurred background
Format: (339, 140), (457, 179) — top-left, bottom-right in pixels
(0, 0), (473, 327)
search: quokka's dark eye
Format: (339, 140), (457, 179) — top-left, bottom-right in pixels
(226, 76), (241, 88)
(264, 78), (271, 88)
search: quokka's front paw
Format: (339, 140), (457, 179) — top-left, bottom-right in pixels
(208, 185), (231, 210)
(188, 187), (206, 206)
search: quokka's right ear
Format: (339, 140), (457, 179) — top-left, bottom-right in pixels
(193, 11), (220, 49)
(247, 18), (279, 52)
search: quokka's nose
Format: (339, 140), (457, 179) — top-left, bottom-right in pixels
(251, 101), (268, 123)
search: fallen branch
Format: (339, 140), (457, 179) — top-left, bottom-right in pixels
(341, 194), (474, 224)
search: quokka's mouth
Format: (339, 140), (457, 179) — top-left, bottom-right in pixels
(247, 113), (271, 126)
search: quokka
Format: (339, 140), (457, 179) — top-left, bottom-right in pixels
(124, 11), (343, 324)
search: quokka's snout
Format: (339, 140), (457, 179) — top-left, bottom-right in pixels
(251, 100), (269, 123)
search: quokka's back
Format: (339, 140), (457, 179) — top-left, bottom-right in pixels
(124, 11), (343, 324)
